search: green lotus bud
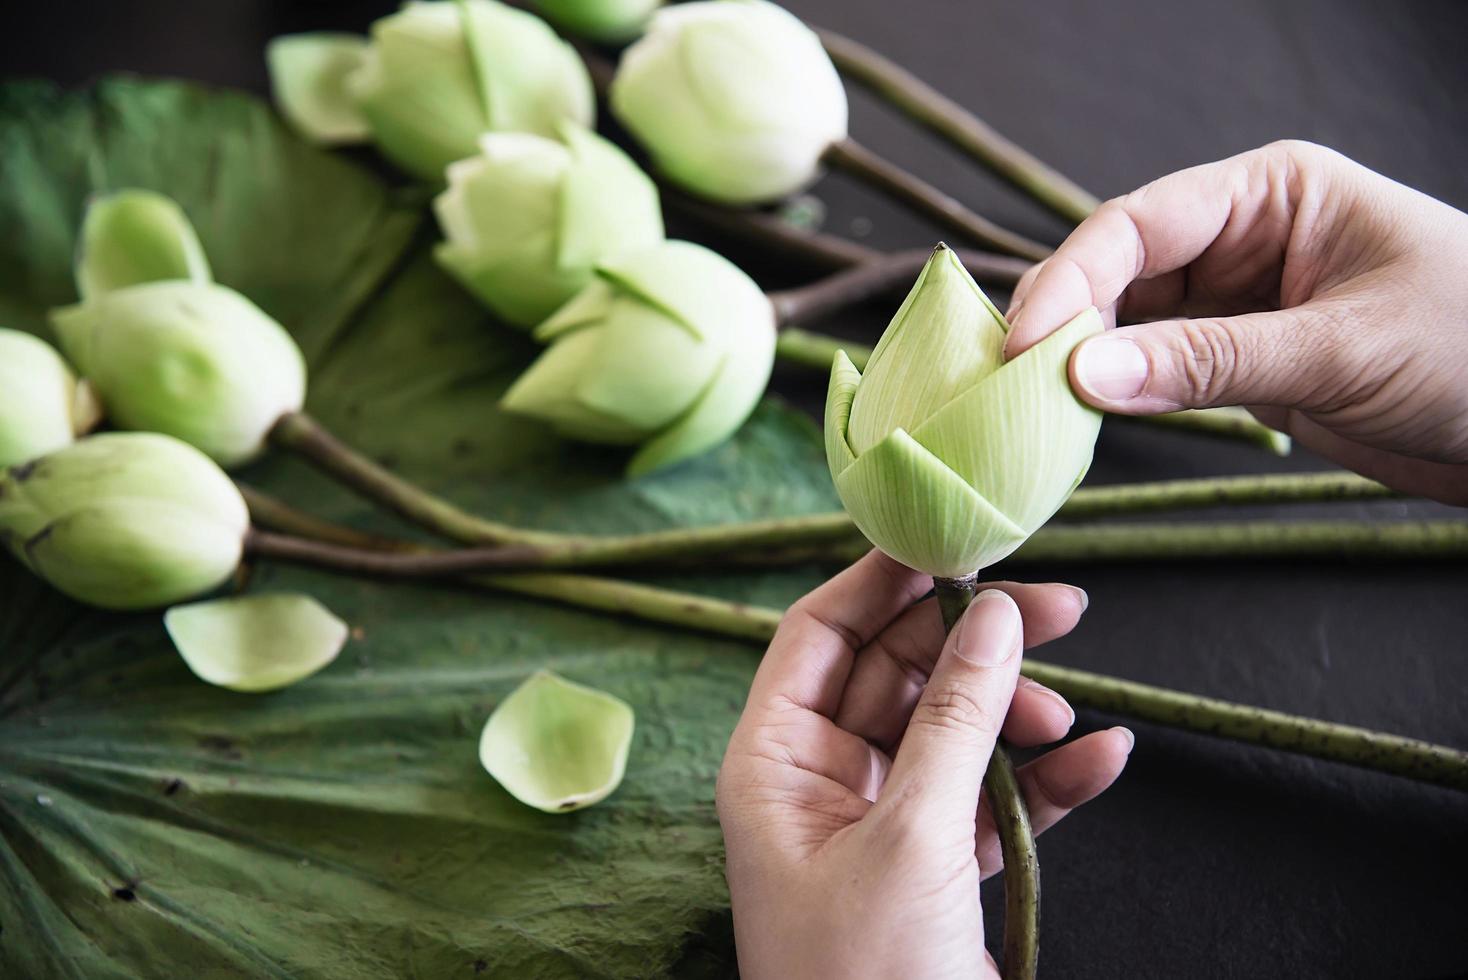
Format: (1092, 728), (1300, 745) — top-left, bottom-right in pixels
(825, 245), (1104, 578)
(501, 240), (776, 476)
(0, 329), (102, 469)
(0, 433), (249, 610)
(433, 122), (664, 328)
(610, 0), (848, 205)
(52, 282), (306, 468)
(479, 670), (635, 813)
(75, 189), (211, 301)
(268, 0), (595, 181)
(531, 0), (664, 42)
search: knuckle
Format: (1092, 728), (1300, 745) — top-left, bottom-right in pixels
(1172, 318), (1243, 403)
(913, 685), (999, 737)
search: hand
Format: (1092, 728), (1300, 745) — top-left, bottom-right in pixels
(1004, 140), (1468, 504)
(717, 551), (1132, 979)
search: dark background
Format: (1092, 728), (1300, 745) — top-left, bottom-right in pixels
(5, 1), (1467, 977)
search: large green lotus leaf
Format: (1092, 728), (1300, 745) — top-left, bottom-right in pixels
(0, 77), (840, 978)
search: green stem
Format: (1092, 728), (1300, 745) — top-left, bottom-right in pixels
(935, 575), (1040, 980)
(1055, 472), (1395, 519)
(1131, 407), (1292, 456)
(823, 138), (1052, 262)
(240, 487), (1468, 792)
(816, 27), (1100, 224)
(774, 328), (857, 373)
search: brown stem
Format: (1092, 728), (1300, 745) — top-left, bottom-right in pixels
(816, 27), (1100, 224)
(933, 575), (1040, 980)
(823, 138), (1051, 262)
(768, 245), (1031, 327)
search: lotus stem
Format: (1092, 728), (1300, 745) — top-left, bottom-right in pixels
(1130, 407), (1292, 456)
(822, 138), (1051, 262)
(1055, 472), (1396, 519)
(240, 487), (1468, 792)
(935, 574), (1040, 980)
(768, 246), (1030, 327)
(660, 184), (883, 273)
(816, 28), (1100, 224)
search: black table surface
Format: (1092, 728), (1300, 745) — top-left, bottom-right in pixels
(5, 1), (1467, 977)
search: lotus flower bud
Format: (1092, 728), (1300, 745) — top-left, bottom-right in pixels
(611, 0), (848, 205)
(0, 329), (102, 469)
(434, 122), (664, 328)
(501, 240), (775, 476)
(268, 0), (595, 181)
(826, 245), (1104, 578)
(0, 433), (249, 610)
(532, 0), (664, 42)
(53, 192), (307, 469)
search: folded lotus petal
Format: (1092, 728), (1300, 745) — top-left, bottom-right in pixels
(265, 33), (373, 145)
(52, 282), (307, 468)
(593, 241), (757, 342)
(0, 329), (97, 469)
(576, 301), (722, 433)
(847, 245), (1006, 454)
(823, 348), (861, 477)
(556, 121), (664, 272)
(76, 189), (212, 301)
(835, 427), (1026, 579)
(533, 279), (617, 342)
(166, 593), (348, 693)
(459, 0), (594, 138)
(479, 671), (635, 813)
(912, 307), (1103, 531)
(501, 327), (650, 445)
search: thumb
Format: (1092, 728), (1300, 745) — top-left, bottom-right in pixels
(1067, 308), (1337, 414)
(881, 590), (1024, 827)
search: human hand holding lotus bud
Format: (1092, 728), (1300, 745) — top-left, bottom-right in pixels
(826, 244), (1103, 579)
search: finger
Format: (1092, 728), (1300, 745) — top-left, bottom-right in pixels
(747, 550), (930, 718)
(1066, 304), (1343, 414)
(834, 584), (1087, 750)
(746, 705), (893, 803)
(879, 590), (1025, 827)
(1003, 149), (1254, 359)
(975, 727), (1134, 879)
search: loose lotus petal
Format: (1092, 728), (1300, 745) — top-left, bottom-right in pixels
(0, 433), (249, 610)
(611, 0), (847, 204)
(533, 0), (664, 42)
(266, 34), (372, 144)
(76, 190), (211, 301)
(912, 308), (1104, 531)
(0, 329), (95, 468)
(479, 671), (635, 813)
(822, 348), (860, 477)
(165, 593), (348, 693)
(52, 282), (307, 468)
(834, 427), (1026, 579)
(847, 245), (1006, 455)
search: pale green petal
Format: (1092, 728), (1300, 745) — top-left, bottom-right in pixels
(265, 33), (372, 145)
(912, 307), (1104, 532)
(533, 0), (663, 42)
(575, 300), (719, 432)
(847, 245), (1007, 455)
(458, 0), (595, 138)
(556, 122), (663, 271)
(595, 240), (760, 343)
(626, 298), (776, 477)
(51, 282), (307, 468)
(76, 190), (212, 301)
(501, 327), (650, 444)
(533, 278), (618, 341)
(0, 329), (90, 468)
(165, 593), (348, 693)
(834, 428), (1026, 579)
(479, 670), (635, 813)
(823, 348), (860, 477)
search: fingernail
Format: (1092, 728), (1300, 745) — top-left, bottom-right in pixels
(1112, 726), (1136, 753)
(1024, 679), (1075, 726)
(1062, 584), (1089, 613)
(1073, 336), (1148, 401)
(955, 589), (1021, 666)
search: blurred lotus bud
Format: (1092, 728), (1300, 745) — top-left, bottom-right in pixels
(611, 0), (848, 204)
(434, 122), (664, 328)
(75, 188), (211, 300)
(54, 192), (307, 469)
(532, 0), (664, 42)
(268, 0), (595, 181)
(0, 328), (102, 469)
(0, 433), (249, 610)
(825, 245), (1103, 578)
(501, 240), (775, 476)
